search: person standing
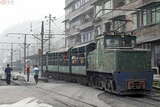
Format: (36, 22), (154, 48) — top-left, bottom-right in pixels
(26, 64), (30, 82)
(33, 65), (39, 84)
(4, 64), (12, 85)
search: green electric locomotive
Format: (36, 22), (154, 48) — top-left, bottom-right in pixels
(87, 34), (153, 95)
(44, 34), (153, 95)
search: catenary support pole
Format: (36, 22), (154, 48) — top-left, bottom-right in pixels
(24, 34), (27, 74)
(11, 43), (13, 68)
(41, 21), (44, 76)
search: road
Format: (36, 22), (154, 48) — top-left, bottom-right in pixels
(0, 74), (160, 107)
(0, 77), (109, 107)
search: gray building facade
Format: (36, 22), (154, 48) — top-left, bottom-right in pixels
(65, 0), (96, 47)
(92, 0), (160, 68)
(65, 0), (160, 68)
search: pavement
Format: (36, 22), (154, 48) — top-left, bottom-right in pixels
(0, 74), (111, 107)
(0, 71), (112, 107)
(2, 72), (160, 107)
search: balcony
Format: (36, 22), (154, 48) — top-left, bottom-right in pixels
(143, 0), (160, 4)
(137, 0), (160, 9)
(134, 23), (160, 44)
(113, 0), (126, 8)
(80, 21), (93, 30)
(65, 27), (80, 37)
(68, 1), (94, 21)
(98, 0), (142, 22)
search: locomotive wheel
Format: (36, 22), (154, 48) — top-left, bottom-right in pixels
(105, 80), (113, 93)
(88, 81), (93, 87)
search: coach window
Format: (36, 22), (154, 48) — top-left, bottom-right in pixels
(48, 54), (52, 65)
(63, 53), (68, 65)
(72, 55), (77, 65)
(54, 53), (58, 65)
(79, 49), (85, 66)
(72, 48), (86, 66)
(62, 52), (68, 66)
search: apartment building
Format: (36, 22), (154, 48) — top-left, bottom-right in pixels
(65, 0), (160, 67)
(93, 0), (160, 67)
(65, 0), (96, 47)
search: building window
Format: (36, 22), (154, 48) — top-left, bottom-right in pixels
(96, 4), (103, 17)
(95, 0), (113, 17)
(81, 31), (93, 43)
(132, 13), (137, 29)
(65, 21), (70, 30)
(112, 16), (126, 32)
(95, 26), (101, 36)
(137, 5), (160, 27)
(156, 7), (160, 23)
(74, 0), (90, 11)
(104, 0), (112, 14)
(151, 8), (156, 24)
(104, 22), (111, 32)
(114, 0), (126, 8)
(81, 10), (93, 24)
(142, 11), (147, 26)
(83, 35), (85, 43)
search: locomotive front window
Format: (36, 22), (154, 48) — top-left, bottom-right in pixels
(105, 36), (136, 48)
(123, 39), (136, 48)
(105, 39), (120, 48)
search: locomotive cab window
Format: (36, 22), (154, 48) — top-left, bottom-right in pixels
(104, 35), (136, 48)
(105, 39), (120, 48)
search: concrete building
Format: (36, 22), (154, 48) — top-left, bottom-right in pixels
(65, 0), (96, 47)
(92, 0), (160, 68)
(65, 0), (160, 68)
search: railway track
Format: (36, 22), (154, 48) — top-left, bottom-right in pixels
(12, 80), (99, 107)
(36, 86), (98, 107)
(35, 84), (160, 107)
(98, 90), (160, 107)
(125, 96), (160, 107)
(12, 79), (160, 107)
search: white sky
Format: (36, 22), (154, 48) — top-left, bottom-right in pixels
(0, 0), (65, 64)
(0, 0), (65, 33)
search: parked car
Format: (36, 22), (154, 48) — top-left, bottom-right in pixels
(152, 67), (160, 88)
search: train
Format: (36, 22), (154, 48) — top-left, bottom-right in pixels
(42, 33), (153, 95)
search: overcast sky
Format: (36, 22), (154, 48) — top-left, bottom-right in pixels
(0, 0), (65, 33)
(0, 0), (65, 64)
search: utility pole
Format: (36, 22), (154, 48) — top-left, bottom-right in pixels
(19, 49), (21, 62)
(41, 21), (44, 76)
(24, 34), (27, 74)
(45, 14), (56, 51)
(49, 14), (51, 51)
(11, 43), (13, 68)
(0, 42), (28, 70)
(6, 31), (64, 76)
